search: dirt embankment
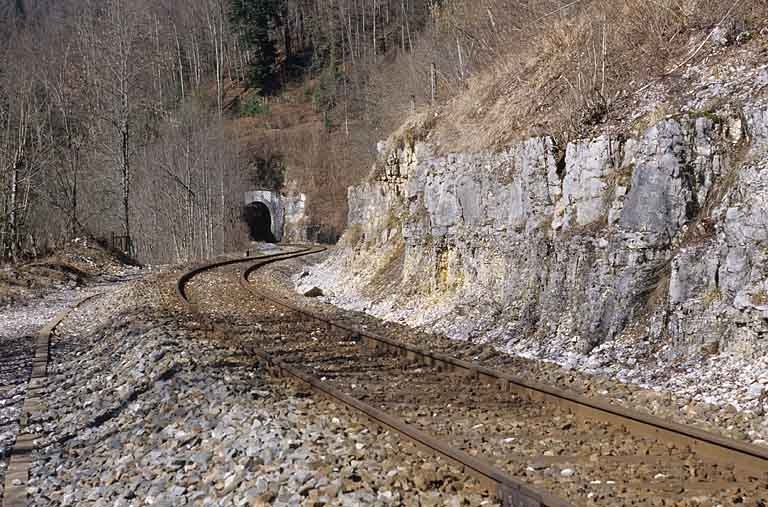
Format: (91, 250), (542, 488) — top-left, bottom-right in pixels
(0, 238), (135, 308)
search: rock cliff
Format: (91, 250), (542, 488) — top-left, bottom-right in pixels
(301, 45), (768, 401)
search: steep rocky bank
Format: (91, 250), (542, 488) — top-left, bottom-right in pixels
(300, 41), (768, 411)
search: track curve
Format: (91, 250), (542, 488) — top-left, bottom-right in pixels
(178, 246), (768, 506)
(178, 246), (568, 506)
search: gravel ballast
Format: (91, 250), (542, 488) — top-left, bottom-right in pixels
(0, 285), (120, 502)
(21, 264), (496, 506)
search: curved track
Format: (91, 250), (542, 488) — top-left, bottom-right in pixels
(2, 292), (102, 507)
(178, 247), (768, 507)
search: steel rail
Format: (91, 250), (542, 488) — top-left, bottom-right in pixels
(239, 260), (768, 478)
(175, 246), (313, 306)
(177, 246), (571, 507)
(179, 245), (768, 506)
(3, 292), (103, 507)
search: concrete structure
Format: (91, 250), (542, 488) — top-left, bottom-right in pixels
(244, 189), (307, 242)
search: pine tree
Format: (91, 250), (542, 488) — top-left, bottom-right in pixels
(15, 0), (25, 19)
(230, 0), (279, 93)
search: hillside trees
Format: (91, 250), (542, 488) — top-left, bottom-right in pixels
(133, 105), (249, 261)
(77, 0), (152, 249)
(230, 0), (279, 92)
(40, 22), (90, 238)
(0, 30), (52, 260)
(0, 0), (455, 262)
(0, 0), (575, 264)
(0, 0), (260, 262)
(4, 0), (762, 263)
(230, 0), (435, 94)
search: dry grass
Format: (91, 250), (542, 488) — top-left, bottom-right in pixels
(752, 289), (768, 306)
(368, 239), (407, 297)
(360, 0), (768, 153)
(0, 238), (125, 306)
(703, 288), (722, 306)
(427, 0), (768, 151)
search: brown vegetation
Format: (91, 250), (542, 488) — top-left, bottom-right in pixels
(0, 238), (125, 306)
(0, 0), (257, 263)
(373, 0), (768, 151)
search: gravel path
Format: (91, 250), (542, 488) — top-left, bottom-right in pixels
(18, 248), (765, 505)
(0, 288), (96, 502)
(182, 263), (495, 506)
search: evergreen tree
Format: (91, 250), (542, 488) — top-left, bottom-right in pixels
(15, 0), (25, 19)
(230, 0), (279, 93)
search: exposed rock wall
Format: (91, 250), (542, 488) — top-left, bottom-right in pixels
(283, 188), (308, 243)
(304, 60), (768, 377)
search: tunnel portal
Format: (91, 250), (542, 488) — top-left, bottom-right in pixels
(243, 190), (285, 242)
(243, 201), (277, 242)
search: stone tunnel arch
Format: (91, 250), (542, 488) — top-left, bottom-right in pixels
(243, 190), (284, 242)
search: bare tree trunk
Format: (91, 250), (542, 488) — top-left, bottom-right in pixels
(185, 136), (193, 258)
(174, 23), (186, 101)
(9, 161), (18, 259)
(121, 117), (131, 242)
(401, 0), (412, 52)
(190, 33), (202, 89)
(235, 36), (246, 82)
(120, 59), (132, 245)
(206, 0), (224, 120)
(456, 35), (464, 81)
(430, 61), (436, 103)
(8, 97), (29, 260)
(219, 153), (225, 247)
(70, 149), (78, 236)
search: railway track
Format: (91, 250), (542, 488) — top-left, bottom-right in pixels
(2, 292), (102, 507)
(177, 246), (768, 507)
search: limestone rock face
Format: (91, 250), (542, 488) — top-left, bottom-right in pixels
(554, 135), (616, 231)
(282, 187), (308, 242)
(310, 79), (768, 366)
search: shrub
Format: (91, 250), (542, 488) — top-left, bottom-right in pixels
(241, 96), (270, 116)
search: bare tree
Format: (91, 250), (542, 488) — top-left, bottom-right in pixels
(76, 0), (153, 251)
(0, 29), (53, 259)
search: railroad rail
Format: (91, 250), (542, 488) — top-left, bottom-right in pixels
(2, 292), (102, 507)
(177, 246), (768, 506)
(177, 247), (569, 506)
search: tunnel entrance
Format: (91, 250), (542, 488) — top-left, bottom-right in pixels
(243, 202), (276, 242)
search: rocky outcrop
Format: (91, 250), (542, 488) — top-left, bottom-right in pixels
(303, 55), (768, 387)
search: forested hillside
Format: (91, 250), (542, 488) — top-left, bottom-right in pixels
(0, 0), (252, 262)
(0, 0), (439, 262)
(1, 0), (766, 263)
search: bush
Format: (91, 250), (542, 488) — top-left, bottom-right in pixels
(241, 96), (270, 116)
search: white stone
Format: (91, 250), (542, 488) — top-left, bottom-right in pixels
(748, 383), (765, 399)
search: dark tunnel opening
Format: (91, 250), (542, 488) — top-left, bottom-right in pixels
(243, 202), (277, 243)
